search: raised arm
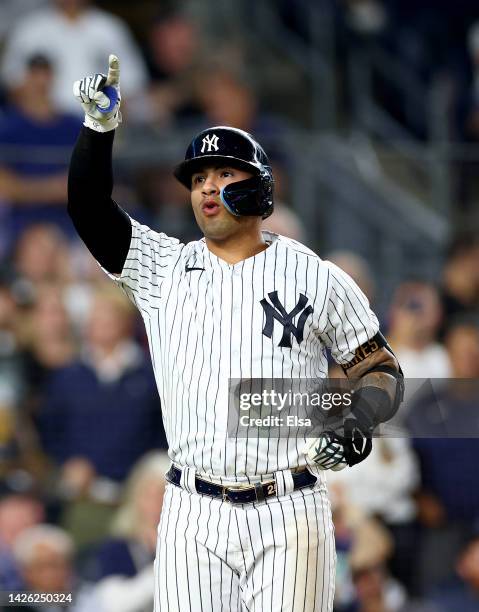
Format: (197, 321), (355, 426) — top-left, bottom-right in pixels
(67, 55), (131, 275)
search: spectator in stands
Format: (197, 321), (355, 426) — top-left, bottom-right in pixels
(11, 225), (74, 334)
(406, 316), (479, 593)
(194, 67), (279, 138)
(197, 68), (257, 129)
(86, 452), (169, 612)
(24, 283), (76, 362)
(387, 281), (451, 378)
(348, 515), (439, 610)
(262, 202), (306, 242)
(443, 315), (479, 380)
(328, 437), (419, 593)
(0, 1), (49, 41)
(1, 0), (148, 117)
(327, 250), (376, 304)
(12, 226), (81, 421)
(144, 11), (203, 126)
(331, 498), (419, 611)
(14, 225), (71, 291)
(21, 283), (77, 411)
(195, 65), (287, 156)
(0, 54), (80, 242)
(441, 232), (479, 331)
(343, 0), (387, 36)
(331, 497), (357, 611)
(11, 523), (94, 611)
(0, 274), (52, 474)
(0, 487), (44, 590)
(193, 66), (289, 193)
(0, 274), (24, 413)
(349, 517), (410, 612)
(425, 532), (479, 612)
(36, 285), (166, 501)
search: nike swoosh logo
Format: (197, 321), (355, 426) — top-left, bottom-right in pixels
(185, 266), (205, 273)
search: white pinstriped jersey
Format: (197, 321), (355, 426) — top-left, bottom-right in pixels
(105, 218), (379, 482)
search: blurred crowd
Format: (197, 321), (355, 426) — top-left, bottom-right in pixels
(0, 1), (477, 611)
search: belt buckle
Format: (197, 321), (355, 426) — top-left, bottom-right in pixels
(254, 482), (266, 503)
(221, 481), (277, 504)
(222, 483), (250, 504)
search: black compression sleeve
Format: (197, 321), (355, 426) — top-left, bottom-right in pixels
(67, 127), (132, 274)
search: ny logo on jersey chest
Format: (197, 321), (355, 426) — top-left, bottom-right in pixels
(201, 134), (219, 153)
(260, 291), (313, 348)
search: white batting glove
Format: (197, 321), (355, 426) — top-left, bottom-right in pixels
(73, 54), (121, 133)
(304, 433), (348, 472)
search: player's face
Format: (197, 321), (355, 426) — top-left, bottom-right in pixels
(190, 165), (259, 241)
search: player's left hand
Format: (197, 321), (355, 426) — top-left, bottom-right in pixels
(304, 418), (372, 471)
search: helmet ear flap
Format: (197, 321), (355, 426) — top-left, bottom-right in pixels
(221, 173), (274, 218)
(221, 176), (261, 217)
(260, 167), (274, 219)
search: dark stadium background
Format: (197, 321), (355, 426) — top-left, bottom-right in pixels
(0, 1), (478, 610)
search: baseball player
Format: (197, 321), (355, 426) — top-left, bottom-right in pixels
(68, 56), (404, 612)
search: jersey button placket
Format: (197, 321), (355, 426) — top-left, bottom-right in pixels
(230, 268), (242, 365)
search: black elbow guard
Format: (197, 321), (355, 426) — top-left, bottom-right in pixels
(351, 368), (404, 430)
(350, 386), (390, 431)
(367, 364), (405, 421)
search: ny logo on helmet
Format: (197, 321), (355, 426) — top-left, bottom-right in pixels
(261, 291), (313, 348)
(201, 134), (219, 153)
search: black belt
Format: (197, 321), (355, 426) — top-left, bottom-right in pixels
(166, 465), (317, 504)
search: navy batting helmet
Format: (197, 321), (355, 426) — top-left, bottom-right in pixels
(174, 126), (274, 219)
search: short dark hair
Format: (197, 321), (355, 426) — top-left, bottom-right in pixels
(26, 53), (52, 70)
(446, 231), (479, 260)
(445, 311), (479, 337)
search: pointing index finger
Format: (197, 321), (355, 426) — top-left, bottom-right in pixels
(105, 54), (120, 86)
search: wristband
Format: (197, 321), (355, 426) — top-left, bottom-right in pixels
(84, 109), (121, 133)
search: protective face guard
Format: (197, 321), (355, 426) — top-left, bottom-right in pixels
(220, 172), (274, 219)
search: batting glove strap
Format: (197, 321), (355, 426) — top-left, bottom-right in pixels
(83, 109), (122, 133)
(340, 417), (373, 467)
(305, 417), (373, 471)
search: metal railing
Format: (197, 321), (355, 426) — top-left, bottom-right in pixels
(228, 3), (479, 229)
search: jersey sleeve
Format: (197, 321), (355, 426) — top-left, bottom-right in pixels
(318, 262), (380, 366)
(101, 217), (182, 309)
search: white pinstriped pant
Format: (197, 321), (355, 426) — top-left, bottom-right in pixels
(153, 469), (335, 612)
